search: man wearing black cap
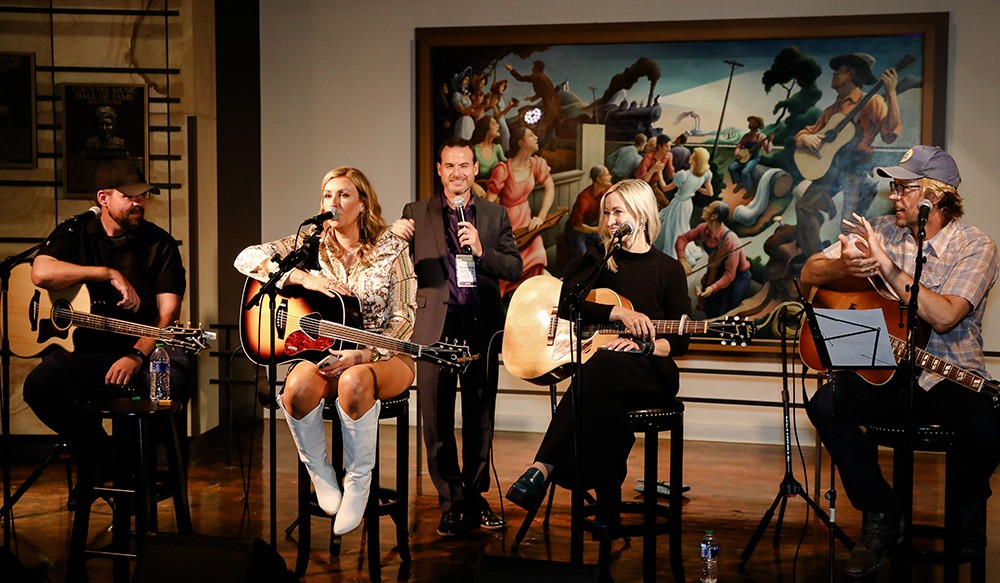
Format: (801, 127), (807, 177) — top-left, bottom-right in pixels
(794, 52), (902, 257)
(23, 159), (188, 473)
(800, 146), (1000, 577)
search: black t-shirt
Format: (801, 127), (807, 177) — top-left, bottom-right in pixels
(559, 245), (691, 357)
(37, 215), (186, 353)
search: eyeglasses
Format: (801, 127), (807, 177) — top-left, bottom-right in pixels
(889, 181), (921, 196)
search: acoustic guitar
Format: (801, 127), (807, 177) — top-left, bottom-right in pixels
(734, 132), (774, 164)
(793, 54), (914, 181)
(240, 277), (477, 373)
(502, 274), (755, 385)
(7, 262), (214, 357)
(799, 277), (999, 401)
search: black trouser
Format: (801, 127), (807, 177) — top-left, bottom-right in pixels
(23, 348), (190, 469)
(419, 314), (498, 515)
(806, 371), (1000, 514)
(535, 350), (679, 521)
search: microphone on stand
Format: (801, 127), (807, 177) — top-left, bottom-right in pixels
(454, 196), (472, 253)
(917, 199), (933, 224)
(60, 206), (101, 225)
(302, 209), (341, 227)
(611, 221), (635, 248)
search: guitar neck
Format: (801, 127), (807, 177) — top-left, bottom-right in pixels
(55, 307), (171, 342)
(309, 318), (420, 356)
(597, 319), (708, 336)
(889, 336), (998, 396)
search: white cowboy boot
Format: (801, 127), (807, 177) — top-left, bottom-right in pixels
(281, 398), (341, 515)
(333, 398), (380, 535)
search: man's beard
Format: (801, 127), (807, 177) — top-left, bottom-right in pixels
(113, 207), (144, 229)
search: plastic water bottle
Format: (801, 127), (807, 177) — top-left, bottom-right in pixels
(700, 530), (719, 583)
(149, 343), (170, 404)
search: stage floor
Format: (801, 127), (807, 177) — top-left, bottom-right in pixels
(4, 422), (998, 582)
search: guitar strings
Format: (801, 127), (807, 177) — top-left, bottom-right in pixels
(274, 310), (419, 353)
(50, 306), (173, 338)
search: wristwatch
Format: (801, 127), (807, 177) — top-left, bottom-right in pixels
(129, 347), (148, 362)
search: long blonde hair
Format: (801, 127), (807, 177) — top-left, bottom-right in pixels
(598, 179), (660, 272)
(319, 167), (387, 262)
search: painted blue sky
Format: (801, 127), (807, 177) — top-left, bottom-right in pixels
(494, 34), (923, 104)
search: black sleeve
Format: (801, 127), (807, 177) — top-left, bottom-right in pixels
(661, 258), (691, 357)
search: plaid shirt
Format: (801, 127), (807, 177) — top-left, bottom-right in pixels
(823, 216), (999, 390)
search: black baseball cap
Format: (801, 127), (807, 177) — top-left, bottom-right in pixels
(93, 159), (160, 196)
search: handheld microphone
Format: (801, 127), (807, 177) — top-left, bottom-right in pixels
(302, 209), (340, 227)
(60, 206), (101, 225)
(612, 221), (635, 246)
(918, 199), (933, 224)
(453, 197), (472, 253)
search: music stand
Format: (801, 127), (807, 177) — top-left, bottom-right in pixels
(738, 301), (895, 578)
(806, 301), (895, 579)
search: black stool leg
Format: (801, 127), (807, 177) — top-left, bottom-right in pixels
(669, 416), (685, 582)
(367, 430), (381, 583)
(67, 428), (99, 581)
(295, 460), (311, 577)
(165, 417), (192, 533)
(643, 425), (656, 583)
(511, 483), (548, 553)
(395, 405), (411, 563)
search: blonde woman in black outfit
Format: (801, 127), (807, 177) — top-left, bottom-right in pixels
(506, 179), (691, 528)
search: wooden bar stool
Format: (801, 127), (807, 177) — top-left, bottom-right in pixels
(292, 393), (410, 582)
(67, 397), (192, 583)
(583, 401), (685, 583)
(512, 400), (685, 582)
(866, 422), (987, 583)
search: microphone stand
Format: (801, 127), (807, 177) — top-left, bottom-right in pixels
(564, 239), (620, 563)
(896, 210), (929, 581)
(243, 228), (320, 546)
(1, 222), (95, 550)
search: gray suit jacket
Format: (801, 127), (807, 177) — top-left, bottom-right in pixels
(401, 194), (522, 344)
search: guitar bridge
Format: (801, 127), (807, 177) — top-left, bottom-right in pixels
(547, 307), (559, 346)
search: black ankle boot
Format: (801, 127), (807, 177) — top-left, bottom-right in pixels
(505, 467), (547, 511)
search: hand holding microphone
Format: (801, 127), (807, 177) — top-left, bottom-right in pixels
(454, 196), (473, 254)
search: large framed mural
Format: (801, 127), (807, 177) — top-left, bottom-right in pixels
(415, 13), (948, 343)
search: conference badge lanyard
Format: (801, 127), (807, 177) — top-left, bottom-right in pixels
(456, 254), (477, 288)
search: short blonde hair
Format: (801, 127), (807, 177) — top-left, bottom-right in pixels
(598, 179), (660, 272)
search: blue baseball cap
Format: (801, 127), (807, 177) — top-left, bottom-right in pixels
(875, 145), (960, 188)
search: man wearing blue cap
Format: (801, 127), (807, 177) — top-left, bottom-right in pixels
(800, 146), (1000, 577)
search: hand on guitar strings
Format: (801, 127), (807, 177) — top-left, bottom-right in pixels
(109, 268), (141, 312)
(296, 272), (352, 298)
(610, 305), (656, 340)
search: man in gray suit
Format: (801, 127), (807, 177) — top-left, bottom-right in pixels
(391, 137), (522, 537)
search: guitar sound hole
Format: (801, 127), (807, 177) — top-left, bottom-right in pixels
(50, 299), (73, 330)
